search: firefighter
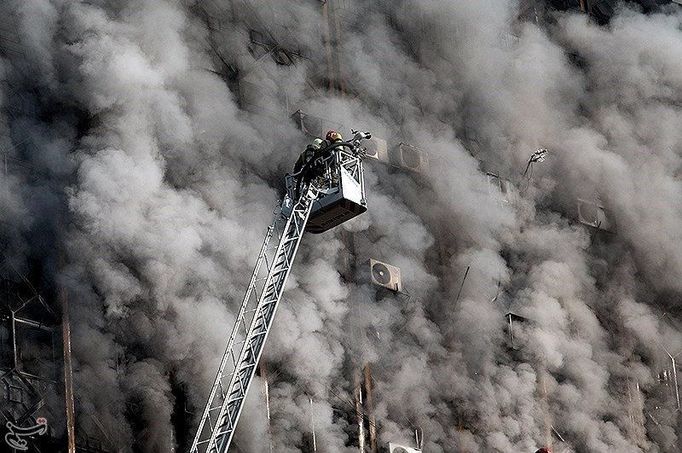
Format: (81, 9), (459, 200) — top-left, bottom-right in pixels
(294, 138), (324, 175)
(293, 137), (326, 199)
(293, 130), (345, 199)
(308, 130), (342, 179)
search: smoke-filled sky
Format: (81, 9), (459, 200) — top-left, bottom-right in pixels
(1, 0), (682, 452)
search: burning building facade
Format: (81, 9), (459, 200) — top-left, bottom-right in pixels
(0, 0), (681, 452)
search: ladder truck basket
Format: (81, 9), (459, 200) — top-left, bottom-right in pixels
(284, 133), (369, 233)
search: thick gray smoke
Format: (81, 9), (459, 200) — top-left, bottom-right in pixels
(1, 0), (682, 452)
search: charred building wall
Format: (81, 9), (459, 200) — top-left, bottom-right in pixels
(1, 0), (682, 452)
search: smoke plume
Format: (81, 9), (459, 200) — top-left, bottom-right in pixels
(1, 0), (681, 452)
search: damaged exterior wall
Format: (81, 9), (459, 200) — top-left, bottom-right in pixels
(0, 0), (681, 452)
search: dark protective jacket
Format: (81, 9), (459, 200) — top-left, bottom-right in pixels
(293, 145), (316, 175)
(293, 140), (334, 199)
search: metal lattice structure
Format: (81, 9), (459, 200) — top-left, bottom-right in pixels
(190, 189), (316, 453)
(191, 132), (370, 453)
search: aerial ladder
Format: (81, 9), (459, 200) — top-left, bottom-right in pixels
(190, 130), (372, 453)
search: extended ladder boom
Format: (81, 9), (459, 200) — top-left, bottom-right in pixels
(190, 188), (317, 453)
(191, 131), (370, 453)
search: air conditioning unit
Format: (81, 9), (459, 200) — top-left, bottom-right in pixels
(363, 136), (389, 162)
(389, 443), (421, 453)
(577, 198), (615, 233)
(369, 259), (402, 292)
(391, 142), (427, 173)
